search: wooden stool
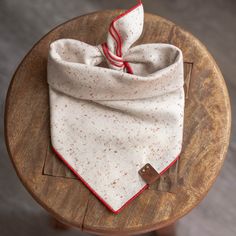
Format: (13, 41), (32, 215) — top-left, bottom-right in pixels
(5, 10), (231, 235)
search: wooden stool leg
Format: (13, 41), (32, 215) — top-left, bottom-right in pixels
(154, 223), (176, 236)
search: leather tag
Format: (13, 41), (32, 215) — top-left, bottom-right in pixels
(138, 163), (160, 185)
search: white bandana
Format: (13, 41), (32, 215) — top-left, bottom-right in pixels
(47, 0), (184, 213)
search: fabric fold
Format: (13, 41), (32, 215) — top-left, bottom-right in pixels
(48, 42), (183, 101)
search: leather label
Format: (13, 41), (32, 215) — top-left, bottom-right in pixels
(138, 163), (160, 185)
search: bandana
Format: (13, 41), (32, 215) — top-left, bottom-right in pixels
(47, 0), (184, 213)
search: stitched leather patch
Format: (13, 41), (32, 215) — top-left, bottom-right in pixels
(138, 163), (160, 185)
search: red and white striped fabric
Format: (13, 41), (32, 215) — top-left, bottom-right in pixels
(47, 0), (184, 213)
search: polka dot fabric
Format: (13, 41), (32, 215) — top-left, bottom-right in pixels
(47, 0), (185, 213)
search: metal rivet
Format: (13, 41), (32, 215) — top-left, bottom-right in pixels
(142, 169), (145, 172)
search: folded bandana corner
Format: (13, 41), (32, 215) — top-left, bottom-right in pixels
(47, 0), (185, 213)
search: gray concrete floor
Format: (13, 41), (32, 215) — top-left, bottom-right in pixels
(0, 0), (236, 235)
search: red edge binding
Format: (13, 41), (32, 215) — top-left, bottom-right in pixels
(103, 0), (143, 74)
(51, 145), (179, 214)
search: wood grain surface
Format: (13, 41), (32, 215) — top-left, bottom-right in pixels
(4, 10), (231, 235)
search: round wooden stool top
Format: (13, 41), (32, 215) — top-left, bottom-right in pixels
(5, 10), (231, 235)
